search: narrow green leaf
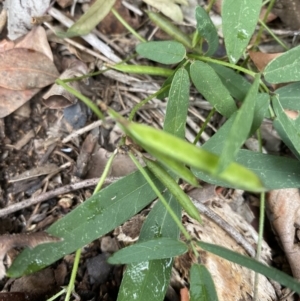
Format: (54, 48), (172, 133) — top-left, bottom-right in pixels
(115, 118), (264, 191)
(190, 264), (219, 301)
(209, 63), (251, 100)
(108, 238), (188, 264)
(110, 64), (173, 77)
(117, 259), (173, 301)
(218, 75), (260, 171)
(136, 41), (186, 64)
(222, 0), (262, 64)
(144, 157), (201, 222)
(164, 67), (190, 137)
(198, 241), (300, 294)
(272, 95), (300, 158)
(264, 46), (300, 83)
(194, 114), (300, 189)
(190, 61), (237, 118)
(195, 6), (219, 57)
(147, 11), (193, 49)
(250, 93), (270, 134)
(67, 0), (116, 36)
(7, 170), (163, 278)
(148, 149), (199, 186)
(275, 82), (300, 110)
(117, 190), (181, 301)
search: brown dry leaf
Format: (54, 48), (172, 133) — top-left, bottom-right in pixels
(15, 26), (53, 61)
(0, 232), (61, 280)
(97, 0), (140, 35)
(249, 51), (282, 72)
(43, 59), (88, 109)
(0, 48), (59, 90)
(0, 86), (40, 118)
(0, 39), (15, 53)
(267, 189), (300, 280)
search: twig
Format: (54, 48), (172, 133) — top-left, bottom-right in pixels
(0, 177), (121, 218)
(190, 197), (256, 258)
(47, 7), (121, 63)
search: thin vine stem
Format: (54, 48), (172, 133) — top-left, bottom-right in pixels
(188, 54), (257, 77)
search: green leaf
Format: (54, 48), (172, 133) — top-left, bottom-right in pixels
(66, 0), (116, 37)
(198, 241), (300, 294)
(114, 118), (265, 191)
(108, 238), (188, 264)
(136, 41), (186, 64)
(275, 82), (300, 110)
(217, 75), (260, 171)
(190, 61), (237, 118)
(118, 192), (181, 301)
(164, 67), (190, 137)
(118, 259), (173, 301)
(7, 170), (163, 278)
(250, 93), (270, 134)
(149, 149), (199, 186)
(209, 63), (251, 100)
(272, 95), (300, 159)
(195, 6), (219, 57)
(264, 46), (300, 83)
(222, 0), (262, 64)
(190, 264), (219, 301)
(194, 114), (300, 189)
(144, 157), (201, 222)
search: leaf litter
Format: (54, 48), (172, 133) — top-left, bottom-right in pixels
(0, 0), (299, 300)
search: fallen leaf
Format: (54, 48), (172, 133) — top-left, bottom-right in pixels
(249, 51), (282, 72)
(15, 26), (53, 61)
(0, 48), (59, 90)
(267, 189), (300, 280)
(43, 59), (88, 109)
(0, 86), (39, 118)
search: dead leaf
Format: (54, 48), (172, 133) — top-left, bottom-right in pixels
(15, 26), (53, 61)
(267, 189), (300, 280)
(0, 232), (61, 279)
(0, 86), (39, 118)
(43, 59), (88, 109)
(284, 109), (299, 120)
(0, 39), (15, 53)
(249, 51), (282, 72)
(0, 48), (59, 90)
(97, 0), (140, 35)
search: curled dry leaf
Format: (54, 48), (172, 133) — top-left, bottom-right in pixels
(0, 232), (61, 280)
(0, 86), (40, 118)
(15, 26), (53, 61)
(0, 48), (59, 91)
(267, 189), (300, 280)
(43, 60), (88, 109)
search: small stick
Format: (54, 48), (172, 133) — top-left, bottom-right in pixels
(190, 197), (256, 258)
(0, 177), (121, 218)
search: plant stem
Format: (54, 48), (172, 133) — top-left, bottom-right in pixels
(193, 108), (216, 145)
(56, 79), (104, 120)
(188, 54), (257, 77)
(129, 85), (170, 121)
(128, 152), (192, 241)
(111, 8), (146, 42)
(64, 248), (81, 301)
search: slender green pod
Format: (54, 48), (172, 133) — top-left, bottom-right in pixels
(109, 64), (173, 77)
(144, 157), (201, 222)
